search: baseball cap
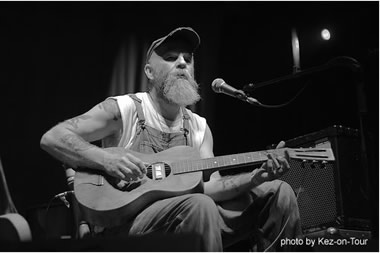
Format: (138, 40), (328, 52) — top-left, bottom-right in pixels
(146, 27), (200, 62)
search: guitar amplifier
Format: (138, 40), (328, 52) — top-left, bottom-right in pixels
(278, 125), (370, 231)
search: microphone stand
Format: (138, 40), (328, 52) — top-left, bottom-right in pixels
(244, 56), (373, 227)
(243, 56), (362, 92)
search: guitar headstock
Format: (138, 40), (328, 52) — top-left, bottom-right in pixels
(287, 147), (335, 162)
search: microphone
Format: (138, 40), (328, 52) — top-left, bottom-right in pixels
(212, 78), (258, 105)
(211, 78), (247, 100)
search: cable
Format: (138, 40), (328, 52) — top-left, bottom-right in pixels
(44, 191), (74, 239)
(263, 161), (310, 252)
(263, 186), (302, 252)
(248, 80), (311, 109)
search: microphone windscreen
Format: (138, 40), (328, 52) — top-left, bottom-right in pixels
(211, 78), (225, 93)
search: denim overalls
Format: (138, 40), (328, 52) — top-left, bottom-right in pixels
(128, 94), (192, 153)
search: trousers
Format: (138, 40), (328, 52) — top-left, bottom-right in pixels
(101, 179), (301, 251)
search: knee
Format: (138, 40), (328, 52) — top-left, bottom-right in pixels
(275, 180), (299, 213)
(186, 193), (218, 211)
(277, 180), (296, 200)
(181, 193), (219, 219)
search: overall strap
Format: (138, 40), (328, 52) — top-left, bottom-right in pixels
(128, 94), (146, 129)
(181, 107), (192, 146)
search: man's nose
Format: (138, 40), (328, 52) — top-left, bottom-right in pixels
(176, 55), (187, 69)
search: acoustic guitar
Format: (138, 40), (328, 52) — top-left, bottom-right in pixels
(0, 157), (32, 242)
(74, 145), (334, 228)
(0, 213), (32, 242)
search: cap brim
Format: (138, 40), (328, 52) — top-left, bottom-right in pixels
(146, 27), (200, 62)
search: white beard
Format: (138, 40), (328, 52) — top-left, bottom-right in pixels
(153, 69), (201, 107)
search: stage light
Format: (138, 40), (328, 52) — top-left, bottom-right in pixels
(321, 29), (331, 41)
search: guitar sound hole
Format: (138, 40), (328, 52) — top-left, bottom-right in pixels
(146, 162), (171, 180)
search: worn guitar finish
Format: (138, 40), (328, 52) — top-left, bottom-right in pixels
(74, 145), (334, 228)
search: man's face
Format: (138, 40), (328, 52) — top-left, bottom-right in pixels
(147, 40), (200, 107)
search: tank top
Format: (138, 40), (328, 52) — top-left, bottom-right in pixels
(102, 92), (207, 152)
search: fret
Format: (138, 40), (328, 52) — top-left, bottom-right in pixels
(179, 160), (185, 173)
(173, 161), (182, 174)
(223, 155), (229, 166)
(206, 158), (212, 169)
(192, 160), (198, 172)
(177, 161), (184, 173)
(221, 156), (229, 167)
(214, 157), (220, 168)
(251, 152), (262, 162)
(213, 158), (218, 168)
(200, 160), (207, 171)
(237, 154), (246, 165)
(193, 160), (199, 172)
(202, 159), (208, 170)
(183, 160), (188, 172)
(189, 160), (195, 172)
(192, 160), (199, 172)
(175, 161), (182, 174)
(221, 157), (226, 167)
(245, 152), (253, 163)
(181, 160), (186, 173)
(243, 153), (247, 164)
(185, 160), (191, 173)
(230, 154), (238, 165)
(258, 151), (268, 161)
(208, 158), (214, 169)
(219, 156), (226, 167)
(197, 160), (203, 171)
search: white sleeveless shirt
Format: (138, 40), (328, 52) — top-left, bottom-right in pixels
(105, 92), (207, 150)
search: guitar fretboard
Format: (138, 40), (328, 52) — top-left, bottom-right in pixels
(172, 149), (283, 175)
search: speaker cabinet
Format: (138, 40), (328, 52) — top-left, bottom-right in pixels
(280, 125), (370, 231)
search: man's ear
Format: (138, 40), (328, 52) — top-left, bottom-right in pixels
(144, 64), (154, 80)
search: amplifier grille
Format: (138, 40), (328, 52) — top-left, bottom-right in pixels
(281, 159), (339, 229)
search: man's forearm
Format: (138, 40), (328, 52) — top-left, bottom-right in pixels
(40, 126), (105, 170)
(204, 171), (260, 202)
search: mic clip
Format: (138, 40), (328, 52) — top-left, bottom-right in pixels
(54, 191), (74, 209)
(235, 90), (259, 106)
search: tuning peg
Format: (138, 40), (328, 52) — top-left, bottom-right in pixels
(310, 160), (318, 169)
(321, 160), (328, 169)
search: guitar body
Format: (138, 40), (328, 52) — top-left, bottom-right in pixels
(0, 213), (32, 242)
(74, 146), (204, 228)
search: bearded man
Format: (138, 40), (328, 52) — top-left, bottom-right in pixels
(40, 27), (302, 251)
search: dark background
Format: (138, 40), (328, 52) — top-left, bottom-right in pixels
(0, 0), (378, 239)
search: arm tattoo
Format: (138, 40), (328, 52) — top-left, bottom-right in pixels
(64, 115), (92, 130)
(221, 176), (241, 194)
(60, 133), (96, 152)
(98, 99), (121, 121)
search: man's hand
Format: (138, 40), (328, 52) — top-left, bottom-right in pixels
(250, 141), (290, 185)
(102, 148), (147, 181)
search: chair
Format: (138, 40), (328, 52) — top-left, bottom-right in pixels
(64, 167), (91, 239)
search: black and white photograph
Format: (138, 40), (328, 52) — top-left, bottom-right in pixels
(0, 1), (378, 251)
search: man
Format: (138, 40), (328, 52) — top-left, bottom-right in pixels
(40, 27), (302, 251)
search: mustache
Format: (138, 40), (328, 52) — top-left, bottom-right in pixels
(172, 70), (191, 80)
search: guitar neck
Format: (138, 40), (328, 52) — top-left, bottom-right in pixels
(172, 149), (283, 175)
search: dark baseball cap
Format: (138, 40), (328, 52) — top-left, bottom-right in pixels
(146, 27), (200, 62)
